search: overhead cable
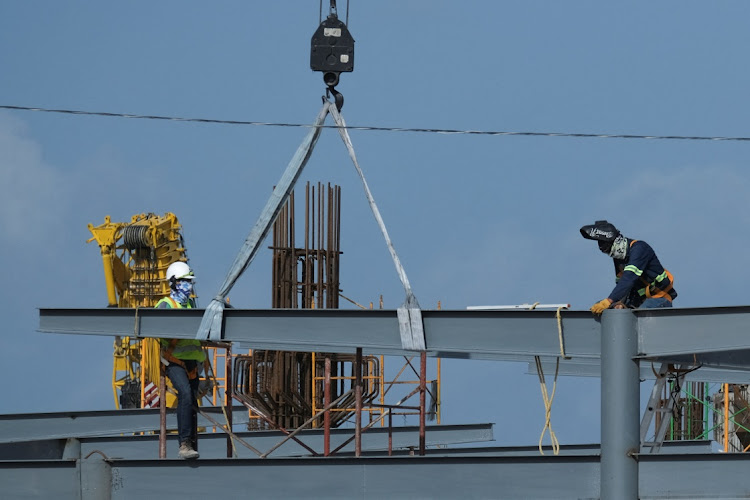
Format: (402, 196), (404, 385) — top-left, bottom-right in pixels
(1, 104), (749, 142)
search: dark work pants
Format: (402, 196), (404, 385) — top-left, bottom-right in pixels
(165, 360), (199, 446)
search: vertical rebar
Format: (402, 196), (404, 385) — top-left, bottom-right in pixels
(290, 191), (296, 309)
(355, 347), (362, 457)
(268, 182), (343, 429)
(419, 351), (426, 456)
(226, 343), (233, 458)
(304, 184), (311, 308)
(324, 355), (331, 456)
(724, 384), (729, 452)
(317, 182), (324, 308)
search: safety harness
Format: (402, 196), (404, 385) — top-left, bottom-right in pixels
(619, 240), (676, 302)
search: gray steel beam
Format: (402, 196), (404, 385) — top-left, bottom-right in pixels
(39, 306), (750, 368)
(0, 423), (494, 460)
(0, 461), (81, 500)
(38, 308), (602, 360)
(635, 306), (750, 371)
(348, 440), (712, 458)
(5, 453), (750, 499)
(0, 438), (712, 461)
(0, 407), (249, 444)
(528, 357), (750, 383)
(600, 309), (639, 500)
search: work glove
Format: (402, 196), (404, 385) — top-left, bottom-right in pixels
(590, 298), (613, 315)
(198, 378), (215, 399)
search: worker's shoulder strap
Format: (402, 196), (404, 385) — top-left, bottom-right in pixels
(629, 239), (638, 247)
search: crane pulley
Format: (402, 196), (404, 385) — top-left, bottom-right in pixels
(310, 0), (354, 109)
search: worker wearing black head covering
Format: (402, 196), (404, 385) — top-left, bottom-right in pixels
(580, 220), (677, 314)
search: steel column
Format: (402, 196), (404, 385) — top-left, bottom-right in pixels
(600, 309), (639, 500)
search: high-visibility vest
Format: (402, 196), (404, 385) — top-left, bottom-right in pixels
(156, 297), (206, 362)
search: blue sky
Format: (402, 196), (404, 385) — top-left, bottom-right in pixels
(2, 2), (750, 446)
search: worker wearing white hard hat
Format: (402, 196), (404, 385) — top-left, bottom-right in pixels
(156, 261), (205, 460)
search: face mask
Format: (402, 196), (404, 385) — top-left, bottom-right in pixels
(609, 235), (628, 260)
(172, 280), (194, 305)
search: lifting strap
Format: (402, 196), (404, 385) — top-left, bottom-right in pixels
(329, 104), (425, 351)
(196, 98), (425, 351)
(196, 102), (330, 341)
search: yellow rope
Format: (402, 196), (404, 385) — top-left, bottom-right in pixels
(534, 355), (560, 455)
(556, 306), (571, 360)
(530, 303), (569, 456)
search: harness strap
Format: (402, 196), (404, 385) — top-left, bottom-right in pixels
(642, 270), (675, 301)
(626, 240), (675, 302)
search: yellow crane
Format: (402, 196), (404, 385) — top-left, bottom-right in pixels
(87, 212), (191, 409)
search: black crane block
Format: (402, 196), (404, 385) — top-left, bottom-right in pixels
(310, 14), (355, 88)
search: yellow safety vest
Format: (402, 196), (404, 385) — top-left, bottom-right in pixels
(156, 297), (206, 363)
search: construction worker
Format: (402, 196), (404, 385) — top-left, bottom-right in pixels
(157, 261), (204, 460)
(580, 220), (677, 314)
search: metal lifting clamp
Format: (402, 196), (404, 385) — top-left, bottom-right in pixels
(310, 0), (354, 111)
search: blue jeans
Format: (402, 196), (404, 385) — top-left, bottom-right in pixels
(165, 361), (199, 445)
(640, 297), (672, 309)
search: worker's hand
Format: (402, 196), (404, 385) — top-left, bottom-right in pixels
(590, 298), (613, 315)
(198, 378), (214, 399)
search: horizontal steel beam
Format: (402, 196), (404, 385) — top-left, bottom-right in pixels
(636, 306), (750, 369)
(39, 308), (601, 360)
(0, 423), (494, 460)
(3, 452), (750, 499)
(349, 440), (712, 458)
(0, 436), (710, 461)
(0, 407), (249, 444)
(528, 357), (750, 384)
(39, 306), (750, 368)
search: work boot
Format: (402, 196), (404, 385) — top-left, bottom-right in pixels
(178, 441), (199, 460)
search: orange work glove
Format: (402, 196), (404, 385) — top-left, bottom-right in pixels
(590, 298), (613, 315)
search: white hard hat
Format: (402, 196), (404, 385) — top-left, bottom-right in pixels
(166, 261), (195, 282)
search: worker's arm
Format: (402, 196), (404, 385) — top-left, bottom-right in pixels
(606, 241), (654, 303)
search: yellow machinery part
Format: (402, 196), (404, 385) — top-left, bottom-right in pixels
(88, 213), (192, 409)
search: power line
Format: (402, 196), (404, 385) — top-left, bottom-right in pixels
(1, 104), (749, 143)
